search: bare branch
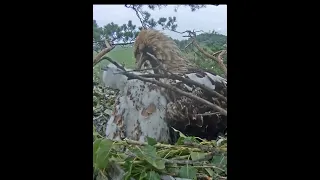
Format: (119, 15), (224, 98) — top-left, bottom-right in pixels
(192, 40), (227, 77)
(130, 5), (147, 28)
(110, 42), (134, 46)
(218, 50), (227, 63)
(93, 44), (115, 67)
(121, 70), (227, 116)
(136, 73), (227, 102)
(184, 40), (194, 50)
(100, 56), (126, 72)
(212, 50), (223, 56)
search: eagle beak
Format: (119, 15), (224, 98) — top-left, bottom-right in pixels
(136, 52), (146, 70)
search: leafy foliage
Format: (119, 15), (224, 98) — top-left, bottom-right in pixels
(93, 127), (227, 180)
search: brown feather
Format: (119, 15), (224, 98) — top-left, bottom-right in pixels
(133, 29), (194, 73)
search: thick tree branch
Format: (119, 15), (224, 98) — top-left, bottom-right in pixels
(93, 45), (115, 67)
(137, 73), (227, 102)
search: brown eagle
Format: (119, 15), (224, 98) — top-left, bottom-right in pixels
(133, 29), (227, 141)
(133, 29), (193, 74)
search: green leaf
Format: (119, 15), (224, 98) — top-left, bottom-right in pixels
(143, 145), (165, 170)
(146, 171), (161, 180)
(175, 136), (185, 145)
(96, 139), (114, 169)
(93, 139), (102, 164)
(211, 155), (227, 174)
(171, 127), (186, 137)
(190, 152), (206, 161)
(211, 155), (226, 166)
(138, 171), (147, 180)
(176, 136), (199, 145)
(178, 166), (197, 179)
(133, 145), (165, 170)
(147, 137), (157, 146)
(205, 168), (214, 177)
(124, 161), (133, 180)
(93, 131), (100, 138)
(184, 136), (200, 144)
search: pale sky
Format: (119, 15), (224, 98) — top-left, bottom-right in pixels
(93, 5), (227, 40)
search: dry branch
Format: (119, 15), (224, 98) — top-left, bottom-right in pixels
(120, 70), (227, 116)
(212, 50), (223, 56)
(93, 41), (115, 67)
(184, 39), (194, 50)
(137, 73), (227, 102)
(165, 29), (227, 77)
(192, 40), (227, 77)
(218, 50), (227, 63)
(100, 56), (126, 72)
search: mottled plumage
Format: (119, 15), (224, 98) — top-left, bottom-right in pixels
(133, 29), (227, 140)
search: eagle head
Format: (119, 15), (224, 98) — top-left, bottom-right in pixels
(133, 29), (192, 74)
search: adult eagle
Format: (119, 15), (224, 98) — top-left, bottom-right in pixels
(102, 29), (227, 144)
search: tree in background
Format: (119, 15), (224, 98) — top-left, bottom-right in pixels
(93, 4), (227, 76)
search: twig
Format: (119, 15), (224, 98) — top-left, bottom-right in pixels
(136, 73), (227, 102)
(218, 50), (226, 63)
(93, 45), (115, 67)
(212, 50), (223, 56)
(120, 70), (227, 116)
(196, 112), (220, 116)
(184, 40), (194, 50)
(192, 40), (227, 77)
(100, 56), (126, 72)
(113, 65), (161, 74)
(143, 52), (227, 103)
(123, 139), (214, 152)
(111, 42), (134, 46)
(125, 150), (213, 165)
(94, 41), (134, 46)
(183, 141), (217, 152)
(131, 5), (146, 28)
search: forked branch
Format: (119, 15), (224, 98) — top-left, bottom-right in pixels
(192, 40), (227, 77)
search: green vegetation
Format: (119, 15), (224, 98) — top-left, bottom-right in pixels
(173, 31), (227, 75)
(93, 45), (135, 82)
(93, 124), (227, 180)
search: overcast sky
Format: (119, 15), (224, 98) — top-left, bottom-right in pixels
(93, 5), (227, 40)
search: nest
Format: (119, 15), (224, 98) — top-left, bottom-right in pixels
(93, 68), (227, 179)
(93, 128), (227, 180)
